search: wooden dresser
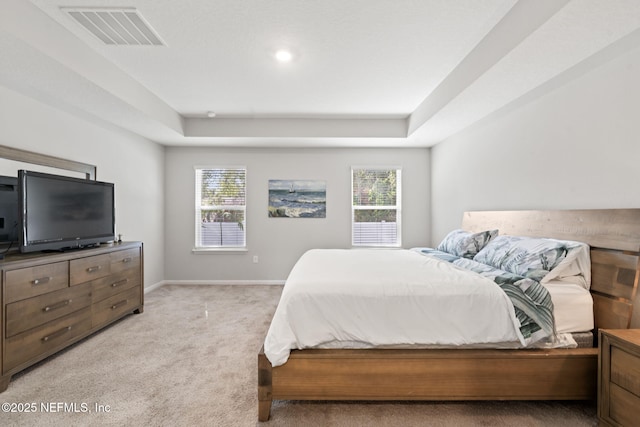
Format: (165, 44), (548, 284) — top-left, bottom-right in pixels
(598, 329), (640, 426)
(0, 241), (143, 392)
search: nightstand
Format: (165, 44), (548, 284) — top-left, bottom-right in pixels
(598, 329), (640, 426)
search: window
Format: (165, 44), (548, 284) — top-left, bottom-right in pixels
(195, 167), (246, 249)
(351, 167), (401, 247)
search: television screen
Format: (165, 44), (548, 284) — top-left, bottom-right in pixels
(19, 170), (115, 253)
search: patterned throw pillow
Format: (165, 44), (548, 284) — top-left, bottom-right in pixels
(436, 229), (499, 259)
(473, 235), (580, 282)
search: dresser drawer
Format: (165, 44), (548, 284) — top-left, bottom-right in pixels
(5, 282), (92, 338)
(91, 269), (141, 303)
(4, 262), (69, 303)
(609, 383), (640, 427)
(92, 286), (141, 328)
(611, 346), (640, 396)
(70, 253), (111, 285)
(4, 307), (92, 373)
(109, 248), (141, 275)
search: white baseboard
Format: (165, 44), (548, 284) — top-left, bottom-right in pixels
(144, 280), (167, 293)
(145, 279), (285, 293)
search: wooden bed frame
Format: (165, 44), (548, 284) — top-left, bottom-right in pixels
(257, 209), (640, 421)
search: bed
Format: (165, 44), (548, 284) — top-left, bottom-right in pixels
(257, 209), (640, 421)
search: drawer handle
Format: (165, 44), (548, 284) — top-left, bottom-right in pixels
(111, 299), (128, 310)
(122, 257), (132, 263)
(42, 326), (72, 342)
(111, 279), (129, 288)
(86, 265), (102, 273)
(43, 299), (72, 312)
(33, 276), (53, 285)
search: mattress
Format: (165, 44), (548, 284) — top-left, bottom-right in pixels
(544, 281), (594, 334)
(292, 286), (595, 348)
(264, 248), (571, 367)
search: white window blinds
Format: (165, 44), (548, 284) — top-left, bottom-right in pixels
(351, 168), (401, 247)
(195, 167), (246, 248)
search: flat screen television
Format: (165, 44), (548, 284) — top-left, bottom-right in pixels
(18, 170), (115, 253)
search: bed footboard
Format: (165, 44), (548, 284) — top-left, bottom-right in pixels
(258, 346), (597, 421)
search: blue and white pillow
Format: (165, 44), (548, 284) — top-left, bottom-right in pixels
(436, 229), (499, 259)
(473, 235), (583, 282)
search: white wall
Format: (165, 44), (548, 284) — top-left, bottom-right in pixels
(0, 86), (165, 288)
(164, 147), (430, 281)
(430, 45), (640, 245)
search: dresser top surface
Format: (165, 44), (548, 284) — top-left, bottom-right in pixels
(601, 329), (640, 346)
(0, 242), (142, 270)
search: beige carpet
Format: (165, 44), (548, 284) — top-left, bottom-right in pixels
(2, 285), (598, 426)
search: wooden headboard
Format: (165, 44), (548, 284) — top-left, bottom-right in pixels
(461, 209), (640, 331)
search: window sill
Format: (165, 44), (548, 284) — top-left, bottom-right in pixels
(192, 247), (248, 254)
(351, 244), (402, 249)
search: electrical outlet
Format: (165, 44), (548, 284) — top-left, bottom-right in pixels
(253, 255), (259, 263)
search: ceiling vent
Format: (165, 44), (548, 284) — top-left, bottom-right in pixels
(62, 7), (165, 46)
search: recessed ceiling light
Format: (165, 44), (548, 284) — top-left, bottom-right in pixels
(275, 49), (293, 62)
(206, 111), (216, 118)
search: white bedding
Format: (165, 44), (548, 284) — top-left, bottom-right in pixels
(544, 281), (593, 333)
(264, 248), (532, 367)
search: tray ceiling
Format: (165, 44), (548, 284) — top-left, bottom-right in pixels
(1, 0), (640, 147)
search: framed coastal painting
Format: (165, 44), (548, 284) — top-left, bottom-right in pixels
(268, 180), (326, 218)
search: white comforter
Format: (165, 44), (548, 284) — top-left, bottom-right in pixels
(264, 249), (527, 367)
